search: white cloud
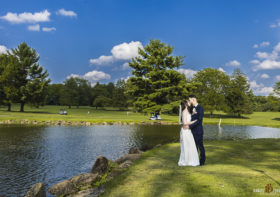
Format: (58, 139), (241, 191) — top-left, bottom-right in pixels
(89, 55), (114, 65)
(276, 75), (280, 81)
(218, 67), (225, 72)
(56, 9), (77, 17)
(68, 70), (111, 85)
(254, 59), (280, 70)
(225, 60), (241, 67)
(253, 41), (270, 48)
(120, 76), (131, 82)
(178, 68), (197, 79)
(42, 27), (56, 32)
(0, 10), (50, 24)
(250, 80), (262, 88)
(27, 24), (40, 31)
(256, 52), (270, 59)
(254, 87), (274, 95)
(249, 80), (274, 95)
(260, 41), (270, 47)
(121, 62), (130, 70)
(253, 44), (258, 49)
(90, 41), (143, 65)
(250, 59), (260, 64)
(111, 41), (143, 60)
(260, 73), (270, 79)
(0, 45), (8, 54)
(270, 20), (280, 28)
(252, 42), (280, 71)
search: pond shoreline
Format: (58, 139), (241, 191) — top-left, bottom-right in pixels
(0, 119), (280, 128)
(102, 139), (280, 197)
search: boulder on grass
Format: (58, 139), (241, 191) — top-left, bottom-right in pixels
(91, 155), (109, 175)
(24, 182), (46, 197)
(115, 154), (140, 164)
(128, 147), (142, 154)
(48, 180), (78, 196)
(70, 185), (105, 197)
(69, 173), (99, 187)
(118, 160), (133, 169)
(155, 144), (162, 148)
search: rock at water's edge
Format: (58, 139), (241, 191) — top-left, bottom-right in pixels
(24, 182), (46, 197)
(128, 147), (142, 154)
(69, 173), (99, 187)
(91, 155), (109, 175)
(115, 154), (140, 164)
(70, 185), (105, 197)
(48, 180), (78, 196)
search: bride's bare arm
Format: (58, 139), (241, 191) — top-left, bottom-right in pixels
(183, 119), (197, 126)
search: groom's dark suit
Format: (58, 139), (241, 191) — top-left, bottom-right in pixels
(189, 104), (206, 165)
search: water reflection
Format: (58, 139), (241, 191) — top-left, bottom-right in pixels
(0, 124), (279, 197)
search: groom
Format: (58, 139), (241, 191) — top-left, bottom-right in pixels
(185, 95), (206, 166)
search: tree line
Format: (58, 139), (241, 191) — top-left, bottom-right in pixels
(46, 79), (127, 109)
(0, 41), (279, 116)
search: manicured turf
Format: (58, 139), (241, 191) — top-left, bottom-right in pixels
(0, 105), (279, 127)
(102, 139), (280, 197)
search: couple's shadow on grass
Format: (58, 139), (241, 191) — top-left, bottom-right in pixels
(272, 118), (280, 121)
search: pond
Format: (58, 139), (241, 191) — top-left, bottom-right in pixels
(0, 124), (280, 196)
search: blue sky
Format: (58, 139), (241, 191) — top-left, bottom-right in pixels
(1, 0), (280, 95)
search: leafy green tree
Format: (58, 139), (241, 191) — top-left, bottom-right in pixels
(46, 84), (64, 105)
(113, 79), (128, 109)
(274, 81), (280, 96)
(9, 42), (50, 111)
(192, 68), (230, 116)
(251, 95), (268, 111)
(59, 77), (79, 108)
(75, 78), (92, 106)
(92, 96), (112, 109)
(126, 39), (193, 112)
(225, 69), (253, 117)
(106, 82), (115, 99)
(59, 77), (92, 108)
(91, 83), (110, 104)
(264, 94), (280, 111)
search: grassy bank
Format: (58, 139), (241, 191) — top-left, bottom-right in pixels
(0, 105), (279, 127)
(102, 139), (280, 197)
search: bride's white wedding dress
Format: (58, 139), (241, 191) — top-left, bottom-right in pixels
(178, 111), (200, 166)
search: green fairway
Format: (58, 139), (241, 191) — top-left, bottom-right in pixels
(102, 139), (280, 197)
(0, 105), (279, 127)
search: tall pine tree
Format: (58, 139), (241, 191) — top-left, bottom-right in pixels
(126, 39), (193, 112)
(225, 69), (253, 117)
(10, 42), (50, 111)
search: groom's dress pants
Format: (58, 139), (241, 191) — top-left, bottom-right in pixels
(193, 133), (206, 165)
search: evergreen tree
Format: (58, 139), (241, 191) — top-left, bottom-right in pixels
(225, 69), (253, 117)
(126, 39), (193, 112)
(0, 54), (19, 111)
(9, 42), (50, 111)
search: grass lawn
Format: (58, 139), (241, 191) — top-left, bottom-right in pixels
(102, 139), (280, 197)
(0, 105), (279, 127)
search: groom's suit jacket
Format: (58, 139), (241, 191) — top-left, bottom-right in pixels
(189, 104), (204, 136)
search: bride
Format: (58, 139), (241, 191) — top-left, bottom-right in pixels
(178, 100), (200, 166)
